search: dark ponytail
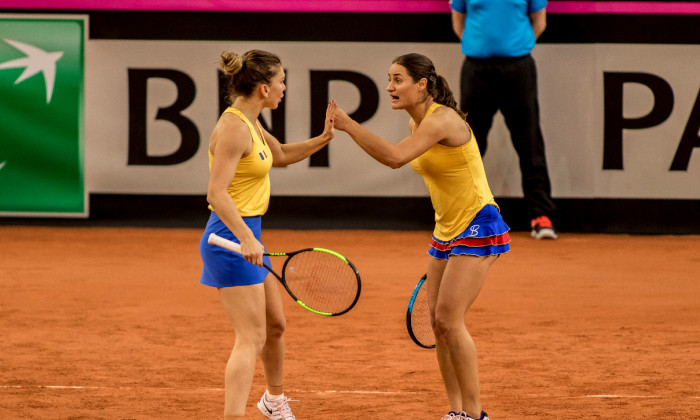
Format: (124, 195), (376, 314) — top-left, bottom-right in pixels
(392, 53), (466, 120)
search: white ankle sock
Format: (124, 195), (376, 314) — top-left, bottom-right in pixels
(266, 389), (284, 400)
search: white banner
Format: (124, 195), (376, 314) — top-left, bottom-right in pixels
(85, 41), (700, 199)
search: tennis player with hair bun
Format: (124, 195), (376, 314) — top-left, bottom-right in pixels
(331, 53), (510, 420)
(199, 49), (335, 420)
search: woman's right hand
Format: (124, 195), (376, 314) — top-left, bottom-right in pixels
(331, 100), (353, 132)
(240, 238), (265, 267)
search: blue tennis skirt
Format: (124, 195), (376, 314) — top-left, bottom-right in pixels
(429, 205), (511, 259)
(199, 212), (271, 288)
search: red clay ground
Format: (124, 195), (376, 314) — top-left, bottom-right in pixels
(1, 226), (698, 419)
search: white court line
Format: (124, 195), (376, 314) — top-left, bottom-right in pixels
(0, 385), (407, 395)
(2, 386), (697, 400)
(288, 389), (419, 395)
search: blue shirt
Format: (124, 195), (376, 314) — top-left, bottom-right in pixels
(450, 0), (547, 58)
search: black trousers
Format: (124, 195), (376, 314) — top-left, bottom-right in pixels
(460, 54), (556, 220)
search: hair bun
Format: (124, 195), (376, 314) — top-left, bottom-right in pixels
(219, 51), (244, 77)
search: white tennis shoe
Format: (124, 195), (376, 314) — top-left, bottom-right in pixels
(257, 391), (296, 420)
(463, 411), (490, 420)
(441, 410), (490, 420)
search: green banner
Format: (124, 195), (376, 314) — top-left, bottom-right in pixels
(0, 16), (86, 216)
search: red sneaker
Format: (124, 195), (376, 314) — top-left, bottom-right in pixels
(531, 215), (558, 240)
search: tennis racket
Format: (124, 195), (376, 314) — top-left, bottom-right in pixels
(406, 274), (435, 348)
(208, 233), (361, 316)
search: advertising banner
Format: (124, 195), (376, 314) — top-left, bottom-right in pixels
(85, 40), (700, 199)
(0, 15), (86, 216)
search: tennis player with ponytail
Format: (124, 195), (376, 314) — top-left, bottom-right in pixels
(199, 49), (334, 420)
(331, 53), (510, 420)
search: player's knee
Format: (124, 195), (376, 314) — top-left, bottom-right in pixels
(235, 328), (267, 355)
(266, 316), (286, 340)
(433, 307), (459, 339)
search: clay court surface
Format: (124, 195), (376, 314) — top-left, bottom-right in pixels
(1, 226), (698, 419)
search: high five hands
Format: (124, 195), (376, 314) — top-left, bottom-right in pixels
(328, 100), (353, 133)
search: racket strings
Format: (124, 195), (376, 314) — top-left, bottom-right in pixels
(410, 283), (435, 348)
(285, 251), (358, 313)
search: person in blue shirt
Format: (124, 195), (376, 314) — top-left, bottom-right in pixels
(451, 0), (558, 241)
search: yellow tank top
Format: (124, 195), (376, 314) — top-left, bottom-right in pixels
(409, 103), (498, 241)
(208, 107), (273, 216)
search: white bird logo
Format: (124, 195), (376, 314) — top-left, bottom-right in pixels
(0, 39), (63, 103)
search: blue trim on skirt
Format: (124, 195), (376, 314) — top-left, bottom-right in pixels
(429, 205), (511, 259)
(199, 212), (270, 288)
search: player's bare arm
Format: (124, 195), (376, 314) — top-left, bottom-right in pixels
(264, 101), (335, 167)
(207, 117), (264, 265)
(335, 104), (453, 169)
